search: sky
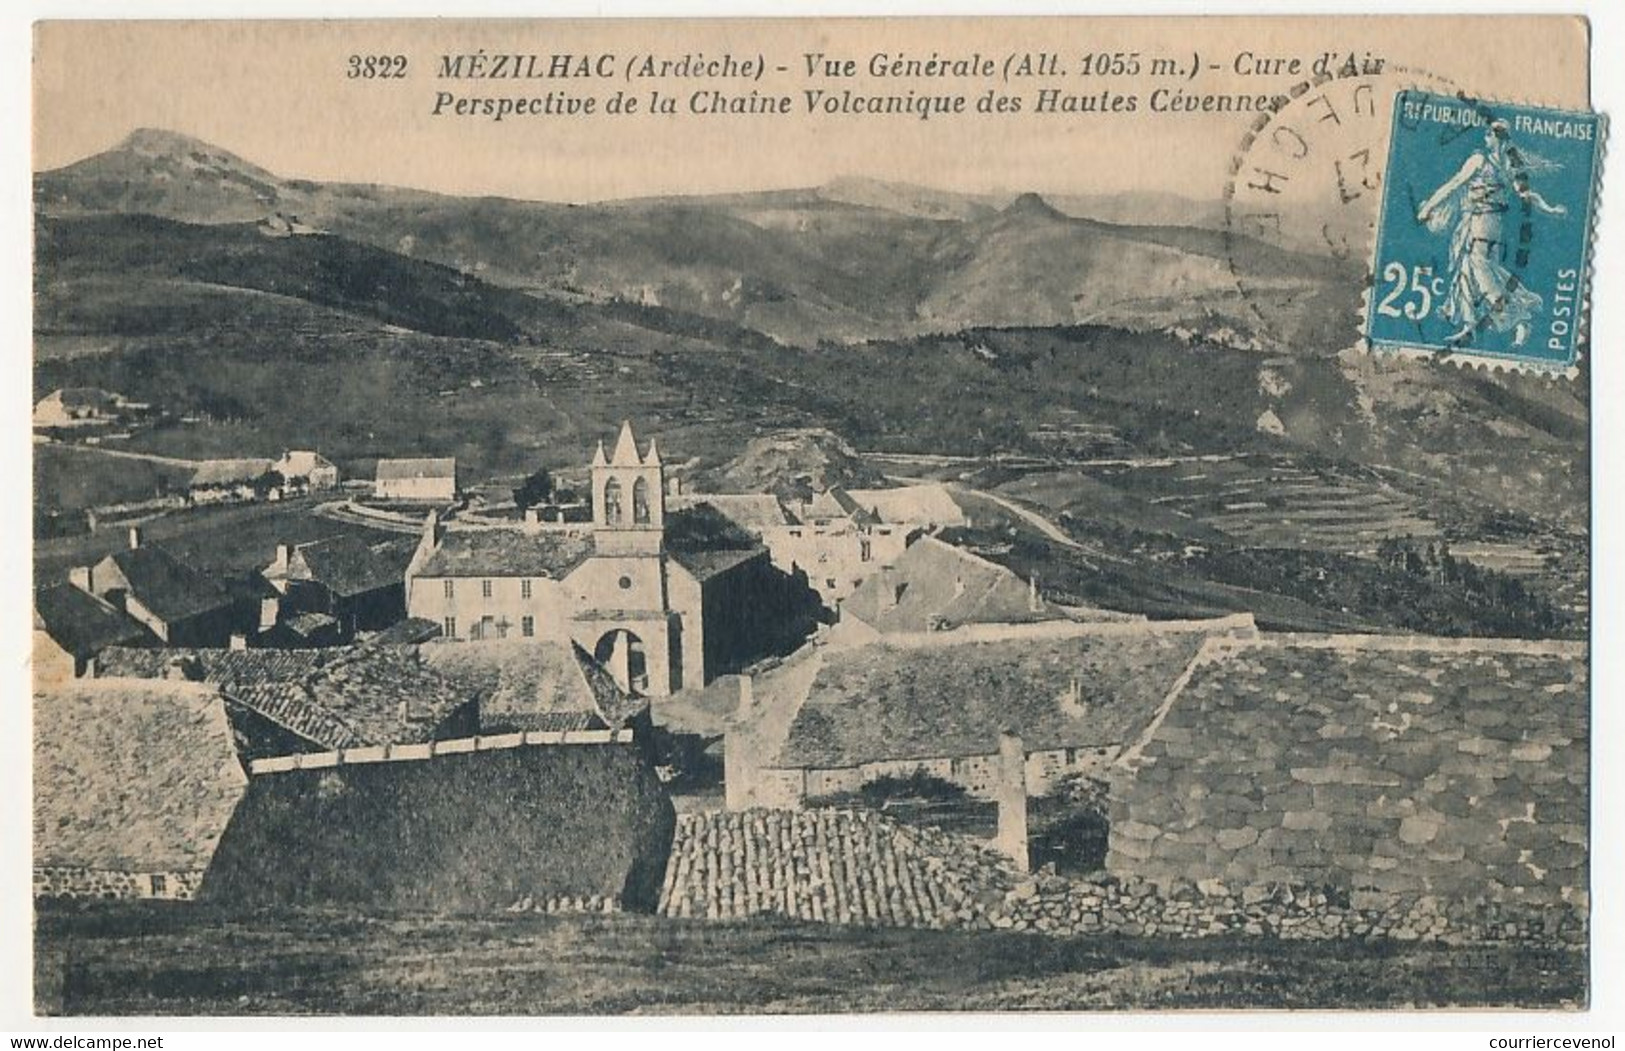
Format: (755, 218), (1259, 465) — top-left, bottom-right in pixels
(33, 17), (1591, 203)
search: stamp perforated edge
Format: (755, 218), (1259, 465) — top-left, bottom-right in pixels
(1356, 90), (1608, 381)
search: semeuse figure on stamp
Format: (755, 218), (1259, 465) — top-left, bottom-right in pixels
(1416, 119), (1567, 349)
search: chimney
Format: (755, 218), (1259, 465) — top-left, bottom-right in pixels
(667, 475), (683, 498)
(738, 673), (754, 712)
(993, 731), (1030, 873)
(68, 566), (92, 593)
(273, 543), (293, 574)
(1027, 574), (1042, 613)
(127, 525), (143, 550)
(523, 507), (540, 534)
(259, 596), (280, 632)
(229, 633), (248, 651)
(423, 509), (443, 546)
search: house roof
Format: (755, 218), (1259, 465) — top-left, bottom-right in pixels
(100, 545), (235, 624)
(416, 528), (595, 579)
(376, 457), (456, 482)
(34, 679), (247, 872)
(190, 459), (275, 488)
(41, 388), (119, 411)
(95, 644), (475, 750)
(848, 484), (966, 527)
(800, 486), (871, 524)
(842, 536), (1062, 634)
(685, 494), (794, 532)
(1115, 635), (1588, 902)
(289, 535), (407, 598)
(774, 625), (1218, 769)
(662, 504), (767, 582)
(421, 639), (646, 732)
(275, 450), (334, 477)
(33, 583), (149, 659)
(670, 547), (766, 583)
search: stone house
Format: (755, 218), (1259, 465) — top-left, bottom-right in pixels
(405, 422), (817, 697)
(273, 450), (340, 492)
(77, 529), (241, 647)
(34, 679), (248, 901)
(32, 387), (140, 429)
(1108, 634), (1589, 914)
(421, 637), (649, 736)
(262, 535), (410, 641)
(375, 457), (457, 503)
(737, 616), (1254, 808)
(835, 535), (1066, 640)
(33, 582), (150, 685)
(187, 458), (277, 506)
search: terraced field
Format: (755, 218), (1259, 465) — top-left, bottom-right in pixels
(1077, 456), (1440, 553)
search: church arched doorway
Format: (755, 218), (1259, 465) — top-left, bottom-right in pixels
(594, 628), (648, 695)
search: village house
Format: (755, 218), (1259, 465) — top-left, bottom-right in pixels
(261, 535), (410, 643)
(375, 457), (457, 503)
(97, 642), (482, 762)
(835, 535), (1071, 640)
(34, 678), (248, 902)
(187, 458), (278, 506)
(730, 616), (1256, 809)
(405, 422), (818, 697)
(32, 387), (147, 429)
(33, 582), (151, 685)
(420, 638), (648, 736)
(273, 449), (340, 492)
(72, 528), (242, 647)
(696, 483), (966, 610)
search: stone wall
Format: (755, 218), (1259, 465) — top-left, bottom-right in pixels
(34, 866), (203, 902)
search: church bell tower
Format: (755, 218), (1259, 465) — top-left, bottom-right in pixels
(591, 420), (666, 557)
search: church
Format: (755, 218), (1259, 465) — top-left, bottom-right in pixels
(404, 422), (817, 697)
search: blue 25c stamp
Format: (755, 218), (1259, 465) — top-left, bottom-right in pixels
(1366, 90), (1604, 373)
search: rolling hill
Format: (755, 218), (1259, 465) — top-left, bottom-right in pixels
(37, 128), (1347, 348)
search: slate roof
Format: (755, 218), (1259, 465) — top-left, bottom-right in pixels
(33, 583), (149, 659)
(687, 494), (794, 532)
(34, 679), (247, 872)
(376, 457), (456, 481)
(842, 536), (1062, 634)
(290, 535), (406, 598)
(100, 545), (235, 624)
(664, 504), (768, 582)
(1114, 636), (1589, 905)
(95, 644), (474, 750)
(848, 484), (966, 527)
(422, 639), (645, 731)
(416, 528), (595, 579)
(190, 459), (275, 488)
(775, 626), (1216, 769)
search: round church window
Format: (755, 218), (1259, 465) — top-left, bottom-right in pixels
(618, 575), (633, 590)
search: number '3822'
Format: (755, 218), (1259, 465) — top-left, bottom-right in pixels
(347, 54), (409, 78)
(1375, 262), (1445, 320)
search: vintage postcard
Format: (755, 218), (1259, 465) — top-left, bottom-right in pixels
(28, 16), (1598, 1017)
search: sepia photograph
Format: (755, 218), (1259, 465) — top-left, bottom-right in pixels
(19, 13), (1607, 1022)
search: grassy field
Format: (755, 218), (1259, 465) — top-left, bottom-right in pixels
(35, 903), (1584, 1015)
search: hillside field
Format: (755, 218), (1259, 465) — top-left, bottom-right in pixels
(36, 902), (1584, 1015)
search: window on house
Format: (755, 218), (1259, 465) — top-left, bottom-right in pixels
(149, 873), (167, 896)
(522, 615), (535, 638)
(1065, 748), (1078, 764)
(443, 579), (455, 599)
(521, 579), (532, 600)
(860, 538), (873, 562)
(482, 579), (493, 599)
(826, 577), (837, 590)
(443, 616), (457, 638)
(471, 619), (485, 641)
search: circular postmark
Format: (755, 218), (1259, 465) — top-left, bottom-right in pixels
(1221, 63), (1461, 351)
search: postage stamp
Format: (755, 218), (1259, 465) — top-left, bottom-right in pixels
(1365, 90), (1605, 373)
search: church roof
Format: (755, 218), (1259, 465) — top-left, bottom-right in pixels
(416, 528), (595, 579)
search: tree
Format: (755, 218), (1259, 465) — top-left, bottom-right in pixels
(512, 467), (554, 510)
